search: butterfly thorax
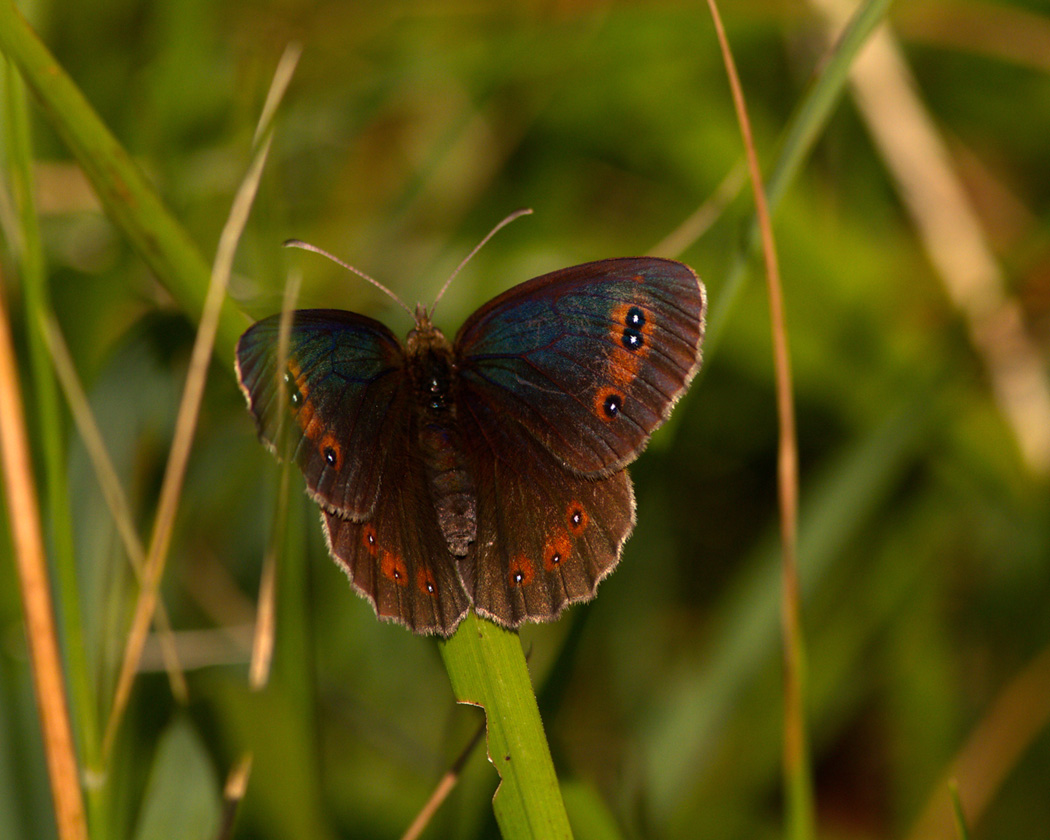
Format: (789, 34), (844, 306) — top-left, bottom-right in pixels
(405, 317), (477, 558)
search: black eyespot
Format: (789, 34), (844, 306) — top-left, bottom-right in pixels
(626, 306), (645, 328)
(323, 447), (338, 465)
(427, 582), (435, 593)
(603, 393), (623, 418)
(513, 571), (524, 584)
(621, 328), (643, 350)
(550, 552), (561, 565)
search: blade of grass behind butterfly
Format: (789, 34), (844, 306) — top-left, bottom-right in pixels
(100, 45), (299, 763)
(249, 267), (302, 691)
(702, 0), (892, 353)
(904, 644), (1050, 840)
(0, 0), (245, 361)
(440, 614), (573, 839)
(41, 314), (188, 706)
(643, 385), (938, 824)
(705, 1), (811, 836)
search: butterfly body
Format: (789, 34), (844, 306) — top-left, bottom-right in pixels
(404, 316), (478, 557)
(237, 257), (705, 636)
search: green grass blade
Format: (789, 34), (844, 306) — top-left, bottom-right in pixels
(948, 781), (971, 840)
(0, 0), (246, 360)
(132, 717), (221, 840)
(440, 613), (572, 839)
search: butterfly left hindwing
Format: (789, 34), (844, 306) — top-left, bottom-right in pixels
(321, 433), (471, 634)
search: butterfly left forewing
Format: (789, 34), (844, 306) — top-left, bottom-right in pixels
(236, 309), (404, 518)
(455, 258), (705, 476)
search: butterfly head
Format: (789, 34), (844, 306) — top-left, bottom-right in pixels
(406, 305), (448, 354)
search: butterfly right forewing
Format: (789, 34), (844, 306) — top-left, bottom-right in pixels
(236, 309), (405, 519)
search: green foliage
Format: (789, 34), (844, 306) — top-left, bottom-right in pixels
(2, 0), (1050, 838)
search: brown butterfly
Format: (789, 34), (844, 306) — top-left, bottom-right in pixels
(236, 250), (704, 635)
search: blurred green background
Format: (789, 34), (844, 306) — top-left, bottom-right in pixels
(2, 0), (1049, 838)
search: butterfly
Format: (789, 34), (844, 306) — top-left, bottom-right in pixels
(236, 252), (705, 636)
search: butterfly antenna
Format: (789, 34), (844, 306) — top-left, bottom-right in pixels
(430, 208), (533, 314)
(282, 239), (413, 316)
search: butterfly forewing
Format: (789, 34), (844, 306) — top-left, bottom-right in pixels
(454, 258), (705, 476)
(235, 309), (405, 518)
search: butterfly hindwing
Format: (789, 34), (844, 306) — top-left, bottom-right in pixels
(455, 258), (705, 476)
(321, 433), (471, 634)
(456, 397), (634, 627)
(235, 309), (404, 518)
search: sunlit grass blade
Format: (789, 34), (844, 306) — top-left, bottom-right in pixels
(440, 614), (573, 839)
(3, 46), (97, 799)
(905, 644), (1050, 840)
(217, 752), (253, 840)
(249, 265), (302, 691)
(400, 717), (486, 840)
(650, 163), (745, 258)
(807, 0), (1050, 473)
(101, 44), (300, 762)
(0, 267), (87, 839)
(948, 781), (971, 840)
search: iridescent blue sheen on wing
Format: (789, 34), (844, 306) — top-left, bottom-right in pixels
(235, 309), (405, 518)
(454, 258), (705, 476)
